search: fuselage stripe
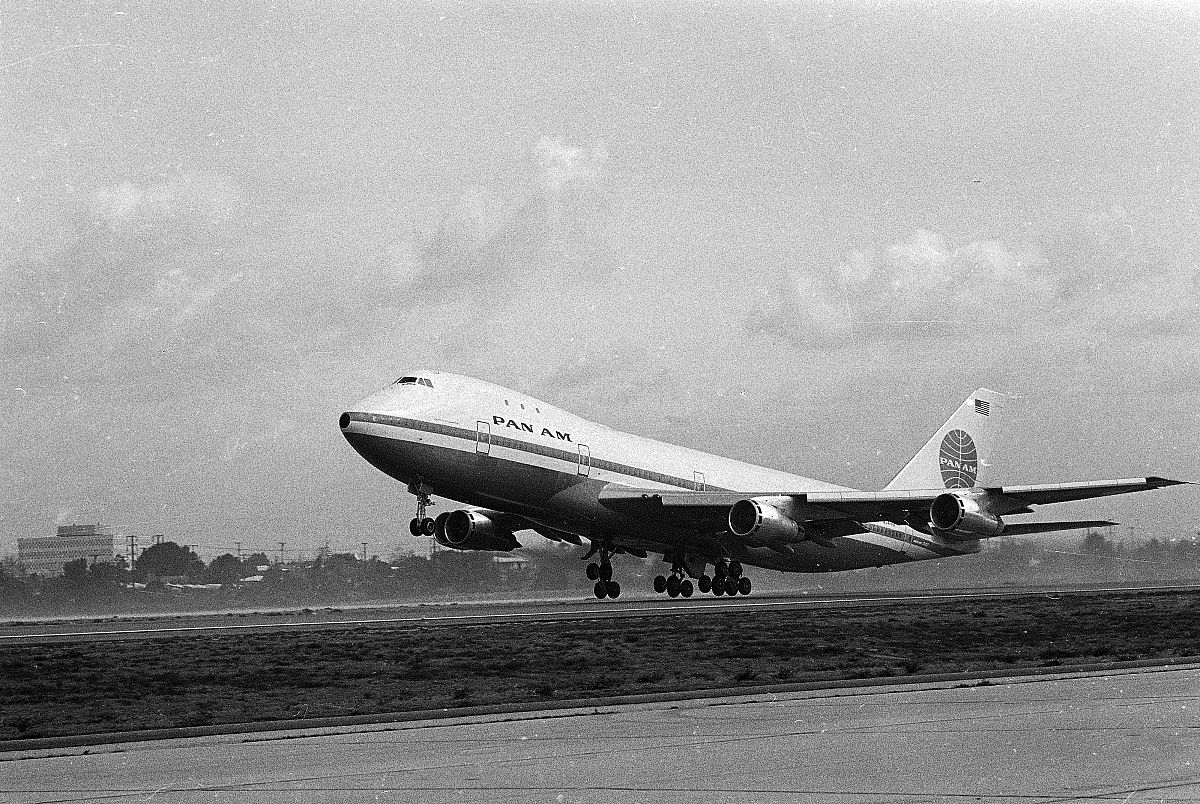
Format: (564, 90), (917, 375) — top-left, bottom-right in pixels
(348, 412), (701, 490)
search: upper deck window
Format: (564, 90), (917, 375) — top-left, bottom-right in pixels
(394, 377), (434, 388)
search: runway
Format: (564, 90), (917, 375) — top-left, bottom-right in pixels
(3, 583), (1196, 645)
(3, 665), (1197, 803)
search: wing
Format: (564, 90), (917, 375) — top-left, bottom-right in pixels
(597, 477), (1189, 540)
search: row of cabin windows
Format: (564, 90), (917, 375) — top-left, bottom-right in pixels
(503, 399), (540, 413)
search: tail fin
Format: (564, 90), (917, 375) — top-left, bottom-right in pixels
(884, 388), (1004, 491)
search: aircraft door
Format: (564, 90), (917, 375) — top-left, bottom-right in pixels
(693, 471), (706, 491)
(475, 421), (491, 454)
(577, 444), (591, 476)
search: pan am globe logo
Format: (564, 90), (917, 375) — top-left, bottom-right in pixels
(938, 429), (978, 488)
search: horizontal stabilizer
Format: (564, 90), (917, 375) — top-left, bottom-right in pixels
(1002, 520), (1116, 536)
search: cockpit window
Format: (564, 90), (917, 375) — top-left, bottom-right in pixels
(393, 376), (434, 388)
(419, 378), (433, 387)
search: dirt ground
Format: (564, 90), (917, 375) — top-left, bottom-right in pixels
(1, 590), (1196, 740)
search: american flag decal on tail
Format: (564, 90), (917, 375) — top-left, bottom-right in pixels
(974, 399), (990, 416)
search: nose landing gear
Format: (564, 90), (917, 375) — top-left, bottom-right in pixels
(407, 484), (436, 537)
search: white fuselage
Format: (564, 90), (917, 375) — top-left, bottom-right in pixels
(340, 371), (975, 573)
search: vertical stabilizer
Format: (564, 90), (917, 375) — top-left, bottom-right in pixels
(884, 388), (1004, 491)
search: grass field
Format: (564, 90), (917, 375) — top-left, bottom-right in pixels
(1, 590), (1197, 741)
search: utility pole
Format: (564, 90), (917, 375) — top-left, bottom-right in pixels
(235, 541), (242, 561)
(127, 534), (137, 567)
(277, 541), (286, 565)
(362, 542), (368, 562)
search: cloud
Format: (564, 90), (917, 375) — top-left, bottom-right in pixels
(421, 138), (611, 286)
(534, 137), (608, 200)
(778, 229), (1056, 347)
(774, 224), (1199, 353)
(90, 171), (246, 239)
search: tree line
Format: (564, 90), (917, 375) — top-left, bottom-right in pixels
(1, 531), (1197, 615)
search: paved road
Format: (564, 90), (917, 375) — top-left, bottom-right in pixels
(3, 584), (1195, 645)
(3, 666), (1197, 803)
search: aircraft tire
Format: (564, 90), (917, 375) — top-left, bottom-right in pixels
(712, 582), (724, 597)
(593, 580), (608, 599)
(607, 581), (621, 599)
(653, 575), (667, 594)
(724, 577), (739, 596)
(698, 575), (711, 593)
(408, 518), (422, 537)
(421, 518), (436, 536)
(729, 562), (742, 579)
(599, 561), (613, 581)
(738, 577), (752, 596)
(680, 579), (693, 598)
(586, 562), (600, 581)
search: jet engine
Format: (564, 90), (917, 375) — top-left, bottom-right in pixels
(928, 493), (1005, 538)
(728, 499), (801, 546)
(435, 510), (520, 552)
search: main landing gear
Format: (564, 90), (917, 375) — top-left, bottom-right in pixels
(584, 544), (621, 600)
(653, 558), (694, 598)
(708, 560), (752, 597)
(653, 559), (752, 599)
(408, 485), (436, 537)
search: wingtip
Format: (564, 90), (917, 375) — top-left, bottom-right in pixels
(1146, 476), (1193, 488)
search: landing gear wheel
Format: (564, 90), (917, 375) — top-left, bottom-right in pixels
(712, 582), (724, 597)
(410, 483), (435, 536)
(738, 576), (752, 596)
(653, 575), (667, 594)
(606, 581), (621, 599)
(586, 562), (600, 581)
(729, 562), (743, 579)
(724, 577), (739, 596)
(680, 579), (694, 598)
(599, 562), (613, 582)
(594, 580), (609, 599)
(667, 576), (681, 598)
(698, 575), (712, 594)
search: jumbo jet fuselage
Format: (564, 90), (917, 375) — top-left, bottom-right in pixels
(339, 371), (977, 575)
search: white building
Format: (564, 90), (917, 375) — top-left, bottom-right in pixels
(18, 524), (117, 577)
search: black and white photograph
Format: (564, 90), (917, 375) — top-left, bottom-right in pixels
(2, 2), (1198, 801)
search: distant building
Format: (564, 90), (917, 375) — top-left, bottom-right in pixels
(18, 524), (117, 577)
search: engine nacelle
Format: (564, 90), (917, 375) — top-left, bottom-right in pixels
(728, 499), (801, 547)
(929, 493), (1005, 538)
(436, 510), (519, 552)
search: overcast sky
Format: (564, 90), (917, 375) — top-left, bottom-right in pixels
(3, 2), (1197, 561)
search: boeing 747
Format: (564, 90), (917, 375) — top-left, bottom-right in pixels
(339, 372), (1187, 599)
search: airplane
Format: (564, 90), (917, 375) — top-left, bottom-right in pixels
(339, 371), (1188, 599)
